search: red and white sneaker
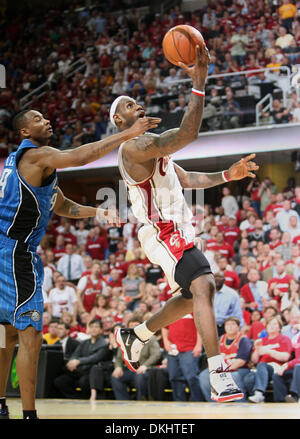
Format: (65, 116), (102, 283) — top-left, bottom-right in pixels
(115, 327), (146, 372)
(210, 365), (244, 402)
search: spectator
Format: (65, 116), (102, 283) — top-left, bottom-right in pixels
(209, 231), (234, 262)
(216, 255), (240, 290)
(281, 309), (300, 341)
(240, 268), (269, 311)
(54, 319), (112, 399)
(199, 316), (254, 402)
(248, 316), (293, 403)
(275, 26), (295, 49)
(122, 263), (146, 311)
(281, 279), (300, 312)
(268, 260), (295, 309)
(89, 294), (111, 322)
(74, 220), (90, 247)
(222, 87), (243, 129)
(57, 243), (85, 284)
(278, 0), (297, 32)
(162, 314), (203, 402)
(43, 318), (60, 345)
(230, 27), (249, 66)
(53, 235), (66, 261)
(246, 305), (278, 341)
(276, 199), (300, 232)
(48, 274), (78, 321)
(86, 227), (108, 261)
(55, 322), (80, 362)
(273, 332), (300, 403)
(77, 262), (106, 313)
(221, 187), (239, 218)
(213, 272), (244, 336)
(111, 318), (161, 400)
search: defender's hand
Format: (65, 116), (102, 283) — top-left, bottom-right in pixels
(127, 116), (161, 138)
(227, 153), (259, 181)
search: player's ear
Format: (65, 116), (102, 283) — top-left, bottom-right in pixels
(113, 113), (122, 128)
(20, 126), (30, 138)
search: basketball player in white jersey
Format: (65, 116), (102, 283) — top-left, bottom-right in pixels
(112, 46), (259, 402)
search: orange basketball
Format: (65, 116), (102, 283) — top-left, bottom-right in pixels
(162, 25), (205, 67)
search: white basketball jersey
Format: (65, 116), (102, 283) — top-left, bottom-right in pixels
(118, 142), (195, 242)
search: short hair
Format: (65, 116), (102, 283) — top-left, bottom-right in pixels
(88, 318), (103, 328)
(224, 316), (240, 327)
(58, 322), (71, 331)
(128, 317), (142, 325)
(12, 110), (32, 135)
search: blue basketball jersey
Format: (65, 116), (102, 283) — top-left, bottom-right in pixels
(0, 139), (58, 249)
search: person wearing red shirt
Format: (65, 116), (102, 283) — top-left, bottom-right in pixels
(86, 227), (108, 261)
(268, 260), (294, 309)
(248, 316), (293, 403)
(268, 228), (282, 250)
(77, 262), (105, 313)
(236, 199), (257, 224)
(209, 231), (235, 262)
(162, 314), (203, 401)
(292, 234), (300, 246)
(106, 269), (123, 289)
(216, 256), (240, 290)
(263, 193), (284, 218)
(224, 216), (240, 248)
(273, 332), (300, 402)
(53, 235), (66, 261)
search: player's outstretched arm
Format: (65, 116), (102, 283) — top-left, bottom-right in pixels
(174, 154), (259, 188)
(123, 45), (210, 163)
(54, 187), (120, 225)
(30, 117), (161, 170)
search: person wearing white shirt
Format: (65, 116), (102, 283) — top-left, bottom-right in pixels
(42, 265), (53, 295)
(48, 275), (78, 320)
(287, 214), (300, 239)
(221, 187), (239, 217)
(57, 243), (85, 284)
(74, 220), (89, 247)
(276, 200), (300, 232)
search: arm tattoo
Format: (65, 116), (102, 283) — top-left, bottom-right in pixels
(187, 171), (225, 189)
(63, 199), (81, 217)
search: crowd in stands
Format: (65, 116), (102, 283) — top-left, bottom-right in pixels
(1, 0), (300, 157)
(37, 174), (300, 403)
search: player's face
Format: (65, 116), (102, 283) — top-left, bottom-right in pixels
(116, 99), (146, 129)
(22, 110), (53, 143)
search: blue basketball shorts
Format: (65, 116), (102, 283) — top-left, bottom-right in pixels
(0, 238), (44, 331)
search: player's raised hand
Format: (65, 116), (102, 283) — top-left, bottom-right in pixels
(127, 116), (161, 137)
(227, 153), (259, 180)
(178, 44), (210, 89)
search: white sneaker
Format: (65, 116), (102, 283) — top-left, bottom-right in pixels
(248, 391), (265, 403)
(115, 327), (146, 372)
(210, 365), (244, 402)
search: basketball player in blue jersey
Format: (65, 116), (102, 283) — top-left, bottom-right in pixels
(0, 109), (160, 419)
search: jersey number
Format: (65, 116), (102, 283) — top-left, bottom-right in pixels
(0, 169), (12, 198)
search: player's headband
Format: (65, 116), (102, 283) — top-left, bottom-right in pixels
(109, 95), (136, 127)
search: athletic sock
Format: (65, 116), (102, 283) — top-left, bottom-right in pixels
(23, 410), (38, 419)
(207, 354), (227, 372)
(134, 321), (154, 342)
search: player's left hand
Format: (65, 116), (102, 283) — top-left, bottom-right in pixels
(227, 153), (259, 181)
(96, 206), (120, 226)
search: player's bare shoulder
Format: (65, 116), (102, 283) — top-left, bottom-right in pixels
(121, 131), (160, 164)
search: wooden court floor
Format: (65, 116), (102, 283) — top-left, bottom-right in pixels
(6, 397), (300, 419)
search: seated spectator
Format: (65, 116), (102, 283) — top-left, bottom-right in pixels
(213, 272), (244, 336)
(262, 99), (291, 124)
(221, 87), (243, 130)
(57, 243), (85, 285)
(54, 319), (112, 399)
(89, 294), (111, 322)
(230, 26), (249, 66)
(199, 316), (254, 402)
(281, 309), (300, 341)
(247, 305), (278, 341)
(273, 331), (300, 403)
(86, 227), (108, 261)
(268, 260), (295, 310)
(48, 274), (78, 322)
(276, 199), (300, 232)
(248, 316), (293, 403)
(275, 26), (295, 49)
(74, 220), (89, 247)
(216, 255), (240, 290)
(121, 263), (146, 311)
(55, 322), (80, 362)
(162, 314), (203, 402)
(77, 262), (106, 313)
(240, 268), (269, 312)
(53, 235), (66, 261)
(281, 279), (300, 312)
(209, 231), (234, 263)
(111, 318), (161, 400)
(43, 318), (60, 345)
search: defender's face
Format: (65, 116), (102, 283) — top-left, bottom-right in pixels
(115, 99), (145, 129)
(21, 110), (53, 142)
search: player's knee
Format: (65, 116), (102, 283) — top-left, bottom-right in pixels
(190, 273), (216, 302)
(18, 326), (43, 354)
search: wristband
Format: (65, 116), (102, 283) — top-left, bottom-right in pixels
(192, 88), (205, 97)
(222, 170), (230, 182)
